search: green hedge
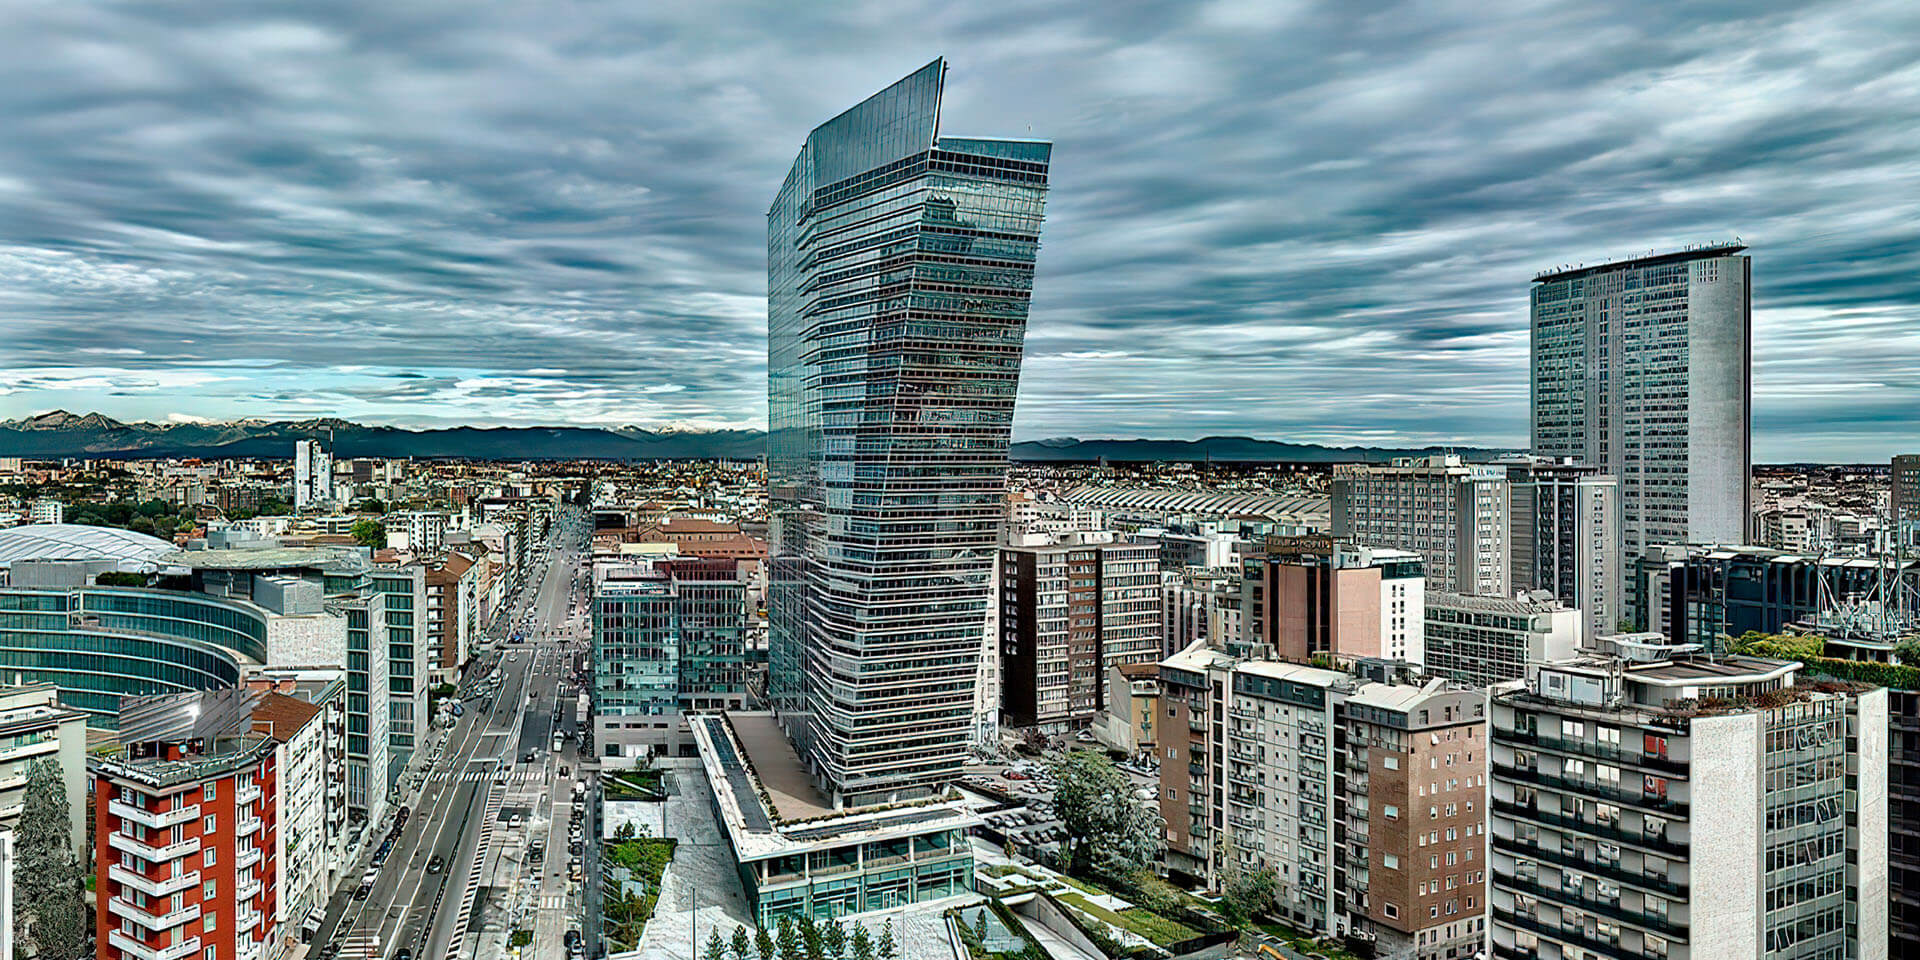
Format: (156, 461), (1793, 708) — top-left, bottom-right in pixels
(1730, 631), (1920, 691)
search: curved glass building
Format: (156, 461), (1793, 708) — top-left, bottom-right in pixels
(0, 585), (266, 724)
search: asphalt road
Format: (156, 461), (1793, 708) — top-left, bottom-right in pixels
(312, 510), (586, 960)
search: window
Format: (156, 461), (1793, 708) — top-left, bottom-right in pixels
(1383, 903), (1399, 919)
(1383, 755), (1399, 770)
(204, 816), (217, 834)
(203, 880), (215, 898)
(204, 783), (216, 802)
(1383, 805), (1399, 820)
(1383, 853), (1400, 869)
(203, 849), (216, 867)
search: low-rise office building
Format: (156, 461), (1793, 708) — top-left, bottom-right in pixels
(593, 559), (752, 761)
(690, 713), (977, 926)
(1423, 591), (1581, 690)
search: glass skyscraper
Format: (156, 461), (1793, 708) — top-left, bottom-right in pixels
(768, 59), (1050, 806)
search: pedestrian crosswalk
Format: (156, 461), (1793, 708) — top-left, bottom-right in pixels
(541, 894), (566, 910)
(444, 767), (548, 784)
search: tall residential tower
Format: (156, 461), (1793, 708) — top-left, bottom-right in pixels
(767, 59), (1050, 806)
(1530, 246), (1751, 577)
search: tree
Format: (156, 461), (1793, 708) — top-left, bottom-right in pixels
(821, 919), (846, 958)
(849, 922), (875, 960)
(777, 916), (803, 960)
(707, 928), (729, 960)
(17, 758), (85, 960)
(732, 924), (755, 960)
(616, 820), (638, 840)
(755, 925), (778, 960)
(1729, 630), (1825, 661)
(351, 518), (387, 549)
(1049, 750), (1163, 876)
(1222, 864), (1279, 925)
(799, 914), (824, 960)
(1896, 636), (1920, 666)
(877, 919), (896, 960)
(973, 910), (990, 944)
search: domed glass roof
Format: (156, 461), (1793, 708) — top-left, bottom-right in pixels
(0, 523), (177, 569)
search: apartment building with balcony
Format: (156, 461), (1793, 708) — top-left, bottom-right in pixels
(1488, 639), (1888, 960)
(1337, 675), (1488, 960)
(1158, 644), (1485, 956)
(92, 720), (279, 960)
(0, 683), (87, 859)
(998, 531), (1160, 731)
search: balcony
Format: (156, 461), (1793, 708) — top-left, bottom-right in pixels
(1500, 728), (1689, 777)
(110, 898), (201, 932)
(236, 845), (262, 870)
(1497, 872), (1690, 939)
(1491, 800), (1689, 856)
(0, 737), (59, 764)
(109, 832), (200, 863)
(108, 930), (201, 960)
(236, 815), (263, 837)
(236, 876), (263, 901)
(110, 800), (200, 830)
(108, 864), (199, 898)
(1491, 762), (1688, 816)
(235, 782), (263, 805)
(1491, 835), (1687, 897)
(1493, 907), (1636, 959)
(237, 907), (262, 931)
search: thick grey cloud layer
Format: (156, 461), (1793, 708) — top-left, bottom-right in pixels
(3, 1), (1917, 459)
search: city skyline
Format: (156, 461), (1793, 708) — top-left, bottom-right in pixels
(5, 2), (1919, 462)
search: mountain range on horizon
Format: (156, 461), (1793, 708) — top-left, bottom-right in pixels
(0, 410), (1519, 463)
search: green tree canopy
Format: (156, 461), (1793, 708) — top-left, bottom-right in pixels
(777, 916), (802, 960)
(17, 759), (85, 960)
(351, 518), (387, 549)
(1049, 750), (1164, 876)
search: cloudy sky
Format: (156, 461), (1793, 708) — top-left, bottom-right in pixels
(3, 1), (1917, 460)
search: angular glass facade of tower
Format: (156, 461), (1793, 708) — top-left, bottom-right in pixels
(768, 59), (1049, 806)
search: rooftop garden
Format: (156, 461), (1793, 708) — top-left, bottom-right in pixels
(601, 836), (676, 952)
(605, 767), (667, 801)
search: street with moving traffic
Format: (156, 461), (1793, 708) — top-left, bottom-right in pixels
(311, 508), (593, 960)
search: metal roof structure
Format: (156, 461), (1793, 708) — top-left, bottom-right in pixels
(1063, 485), (1329, 522)
(0, 523), (176, 570)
